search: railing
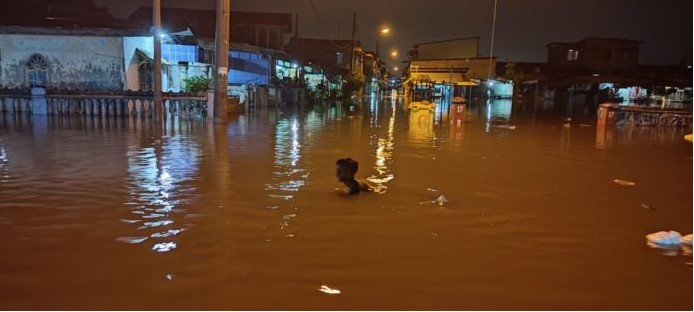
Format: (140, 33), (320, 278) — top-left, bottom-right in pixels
(0, 89), (209, 118)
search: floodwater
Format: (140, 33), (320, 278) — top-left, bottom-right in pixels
(0, 95), (692, 310)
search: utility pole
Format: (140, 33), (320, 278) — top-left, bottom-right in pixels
(213, 0), (230, 123)
(487, 0), (498, 81)
(153, 0), (163, 120)
(349, 11), (356, 75)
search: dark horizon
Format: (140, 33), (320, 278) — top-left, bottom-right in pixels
(4, 0), (693, 65)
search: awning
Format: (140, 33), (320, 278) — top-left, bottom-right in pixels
(410, 72), (479, 86)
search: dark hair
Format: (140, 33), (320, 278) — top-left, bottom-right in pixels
(336, 158), (359, 174)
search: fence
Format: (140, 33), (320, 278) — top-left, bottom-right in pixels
(0, 89), (210, 118)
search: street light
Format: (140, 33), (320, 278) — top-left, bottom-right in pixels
(375, 25), (391, 56)
(390, 50), (398, 58)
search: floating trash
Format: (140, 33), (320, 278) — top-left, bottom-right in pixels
(684, 134), (692, 142)
(492, 124), (516, 130)
(646, 231), (683, 245)
(640, 204), (654, 210)
(434, 195), (449, 206)
(646, 231), (693, 257)
(165, 273), (174, 281)
(419, 195), (450, 206)
(318, 285), (341, 295)
(152, 242), (177, 253)
(282, 214), (297, 221)
(613, 179), (636, 186)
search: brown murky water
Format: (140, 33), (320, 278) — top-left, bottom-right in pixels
(0, 96), (692, 310)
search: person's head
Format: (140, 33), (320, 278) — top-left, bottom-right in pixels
(336, 158), (359, 182)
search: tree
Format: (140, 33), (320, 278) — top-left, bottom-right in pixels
(341, 73), (365, 98)
(503, 62), (525, 85)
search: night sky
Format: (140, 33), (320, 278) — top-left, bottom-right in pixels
(96, 0), (693, 66)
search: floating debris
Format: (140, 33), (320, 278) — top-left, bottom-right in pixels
(165, 273), (174, 281)
(419, 195), (451, 206)
(426, 187), (438, 192)
(613, 179), (636, 186)
(640, 204), (654, 210)
(318, 285), (341, 295)
(646, 231), (683, 246)
(492, 124), (516, 130)
(684, 134), (692, 142)
(282, 214), (297, 221)
(434, 195), (449, 206)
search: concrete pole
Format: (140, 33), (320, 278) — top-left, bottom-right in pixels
(153, 0), (163, 121)
(213, 0), (230, 123)
(349, 11), (356, 75)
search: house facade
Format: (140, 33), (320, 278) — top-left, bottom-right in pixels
(0, 27), (132, 90)
(546, 37), (640, 74)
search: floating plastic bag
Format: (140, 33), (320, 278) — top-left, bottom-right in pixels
(646, 231), (683, 245)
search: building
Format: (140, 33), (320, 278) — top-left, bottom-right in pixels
(127, 7), (294, 52)
(0, 26), (143, 90)
(546, 37), (640, 75)
(405, 37), (492, 101)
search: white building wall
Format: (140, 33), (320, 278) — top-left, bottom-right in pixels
(122, 37), (211, 92)
(0, 34), (124, 89)
(122, 36), (153, 91)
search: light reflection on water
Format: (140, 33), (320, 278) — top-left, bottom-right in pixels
(121, 131), (201, 252)
(0, 97), (691, 310)
(366, 97), (396, 193)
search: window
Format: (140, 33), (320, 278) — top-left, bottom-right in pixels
(26, 53), (49, 87)
(566, 49), (579, 61)
(138, 61), (153, 91)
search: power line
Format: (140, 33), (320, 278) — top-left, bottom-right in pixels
(307, 0), (352, 50)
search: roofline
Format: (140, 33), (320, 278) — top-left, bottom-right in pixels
(0, 25), (149, 37)
(546, 37), (642, 47)
(413, 36), (480, 47)
(411, 56), (495, 62)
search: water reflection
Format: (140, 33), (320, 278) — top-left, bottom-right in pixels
(122, 125), (201, 253)
(408, 105), (435, 147)
(366, 98), (396, 193)
(266, 117), (307, 197)
(449, 103), (467, 149)
(0, 142), (9, 183)
(485, 98), (513, 132)
(595, 124), (615, 149)
(0, 98), (691, 310)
